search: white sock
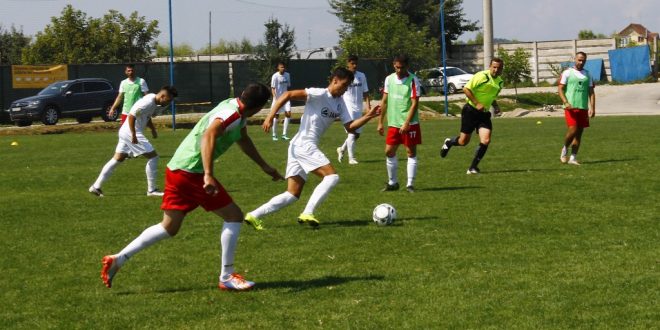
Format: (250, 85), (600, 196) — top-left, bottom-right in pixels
(220, 222), (242, 280)
(302, 174), (339, 215)
(272, 118), (277, 137)
(569, 153), (577, 160)
(339, 137), (348, 152)
(347, 134), (357, 160)
(146, 156), (159, 192)
(250, 191), (298, 218)
(561, 146), (568, 157)
(115, 223), (171, 267)
(386, 156), (398, 185)
(283, 117), (290, 136)
(93, 158), (121, 189)
(406, 156), (417, 187)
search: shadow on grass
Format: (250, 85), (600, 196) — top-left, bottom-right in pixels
(256, 274), (385, 292)
(323, 219), (372, 227)
(115, 286), (208, 295)
(486, 168), (562, 174)
(417, 186), (483, 192)
(581, 158), (637, 165)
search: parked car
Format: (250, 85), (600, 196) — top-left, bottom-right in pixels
(416, 66), (474, 95)
(9, 78), (119, 126)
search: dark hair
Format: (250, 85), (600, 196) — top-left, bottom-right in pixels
(160, 85), (178, 98)
(240, 83), (270, 109)
(330, 67), (355, 82)
(126, 64), (135, 69)
(490, 57), (503, 65)
(347, 55), (359, 62)
(393, 54), (409, 65)
(576, 51), (587, 58)
(277, 61), (286, 67)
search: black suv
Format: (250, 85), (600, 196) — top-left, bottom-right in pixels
(9, 78), (119, 126)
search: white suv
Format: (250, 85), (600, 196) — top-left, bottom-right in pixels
(416, 66), (474, 95)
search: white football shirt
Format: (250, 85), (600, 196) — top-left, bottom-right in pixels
(271, 72), (291, 98)
(342, 70), (369, 113)
(119, 94), (159, 138)
(290, 88), (352, 147)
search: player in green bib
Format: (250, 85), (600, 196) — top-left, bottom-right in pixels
(109, 64), (149, 124)
(558, 51), (596, 165)
(440, 58), (504, 174)
(101, 83), (284, 292)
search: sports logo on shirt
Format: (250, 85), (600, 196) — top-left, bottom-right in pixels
(321, 107), (339, 118)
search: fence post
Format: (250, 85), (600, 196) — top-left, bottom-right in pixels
(573, 39), (578, 55)
(533, 41), (539, 85)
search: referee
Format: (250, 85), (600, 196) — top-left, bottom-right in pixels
(440, 58), (504, 174)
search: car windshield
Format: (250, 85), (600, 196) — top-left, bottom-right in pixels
(38, 82), (69, 96)
(444, 67), (468, 76)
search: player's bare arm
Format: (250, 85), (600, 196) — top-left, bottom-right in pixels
(400, 97), (419, 134)
(262, 90), (307, 133)
(201, 118), (227, 195)
(492, 100), (501, 115)
(346, 104), (381, 133)
(377, 93), (388, 135)
(558, 83), (572, 108)
(109, 93), (124, 116)
(128, 114), (138, 144)
(236, 126), (284, 181)
(146, 118), (157, 138)
(363, 92), (371, 113)
(589, 87), (596, 117)
(464, 87), (484, 110)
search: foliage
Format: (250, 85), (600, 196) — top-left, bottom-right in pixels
(496, 47), (531, 101)
(1, 117), (659, 328)
(0, 24), (30, 64)
(466, 31), (484, 45)
(253, 17), (296, 83)
(578, 29), (608, 40)
(22, 5), (159, 64)
(199, 38), (255, 55)
(155, 43), (195, 57)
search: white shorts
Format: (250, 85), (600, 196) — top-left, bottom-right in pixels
(115, 134), (155, 157)
(273, 101), (291, 114)
(343, 109), (363, 134)
(285, 143), (330, 181)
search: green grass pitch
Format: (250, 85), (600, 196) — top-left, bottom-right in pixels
(0, 116), (658, 328)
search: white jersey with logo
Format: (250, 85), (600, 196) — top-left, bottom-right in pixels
(343, 70), (369, 114)
(290, 88), (352, 147)
(271, 72), (291, 97)
(119, 94), (159, 139)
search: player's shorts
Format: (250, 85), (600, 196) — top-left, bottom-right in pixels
(460, 104), (493, 134)
(120, 114), (128, 125)
(115, 134), (154, 157)
(564, 108), (590, 128)
(343, 109), (363, 134)
(385, 124), (422, 147)
(161, 168), (233, 213)
(285, 142), (330, 181)
(273, 101), (291, 114)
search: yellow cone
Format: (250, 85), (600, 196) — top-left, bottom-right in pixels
(10, 141), (19, 146)
(536, 121), (542, 125)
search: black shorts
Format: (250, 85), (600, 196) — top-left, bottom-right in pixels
(460, 104), (493, 134)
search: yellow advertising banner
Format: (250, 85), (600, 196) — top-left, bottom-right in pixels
(12, 65), (69, 89)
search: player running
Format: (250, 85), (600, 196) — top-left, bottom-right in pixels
(89, 86), (177, 197)
(100, 83), (283, 291)
(336, 55), (371, 165)
(270, 62), (292, 141)
(244, 67), (380, 230)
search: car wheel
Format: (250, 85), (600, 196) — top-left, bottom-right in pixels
(14, 120), (33, 127)
(101, 103), (118, 122)
(447, 83), (457, 94)
(77, 116), (92, 124)
(41, 106), (59, 125)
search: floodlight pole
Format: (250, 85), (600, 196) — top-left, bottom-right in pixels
(440, 0), (449, 116)
(168, 0), (176, 130)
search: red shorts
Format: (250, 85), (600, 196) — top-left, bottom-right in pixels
(564, 109), (589, 128)
(385, 124), (422, 147)
(161, 168), (233, 213)
(120, 114), (128, 125)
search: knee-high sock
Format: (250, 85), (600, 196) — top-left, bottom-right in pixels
(115, 223), (171, 267)
(449, 136), (460, 146)
(250, 191), (298, 218)
(386, 156), (398, 185)
(93, 158), (121, 189)
(406, 156), (417, 187)
(346, 134), (357, 160)
(302, 174), (339, 215)
(470, 143), (489, 169)
(283, 117), (290, 136)
(272, 118), (278, 137)
(146, 156), (159, 192)
(220, 222), (241, 280)
(340, 136), (349, 152)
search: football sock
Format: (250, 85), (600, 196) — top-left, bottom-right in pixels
(449, 136), (460, 146)
(339, 137), (348, 153)
(250, 191), (298, 218)
(93, 158), (121, 189)
(386, 156), (398, 185)
(115, 223), (171, 267)
(406, 156), (417, 187)
(302, 174), (339, 215)
(561, 146), (568, 157)
(220, 222), (241, 280)
(146, 156), (159, 192)
(272, 118), (277, 137)
(470, 143), (489, 169)
(283, 117), (290, 136)
(347, 134), (357, 160)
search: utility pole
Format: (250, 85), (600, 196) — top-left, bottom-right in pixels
(209, 11), (213, 104)
(483, 0), (493, 69)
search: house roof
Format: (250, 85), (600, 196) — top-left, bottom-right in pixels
(619, 23), (657, 39)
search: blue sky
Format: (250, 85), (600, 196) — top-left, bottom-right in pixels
(1, 0), (658, 50)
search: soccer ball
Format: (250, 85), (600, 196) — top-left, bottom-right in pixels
(372, 203), (396, 226)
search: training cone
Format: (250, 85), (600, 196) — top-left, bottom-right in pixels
(536, 121), (542, 125)
(10, 141), (18, 146)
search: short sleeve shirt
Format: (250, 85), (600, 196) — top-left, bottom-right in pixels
(290, 88), (352, 147)
(464, 70), (503, 110)
(271, 72), (291, 98)
(342, 71), (369, 112)
(118, 94), (158, 139)
(559, 68), (594, 87)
